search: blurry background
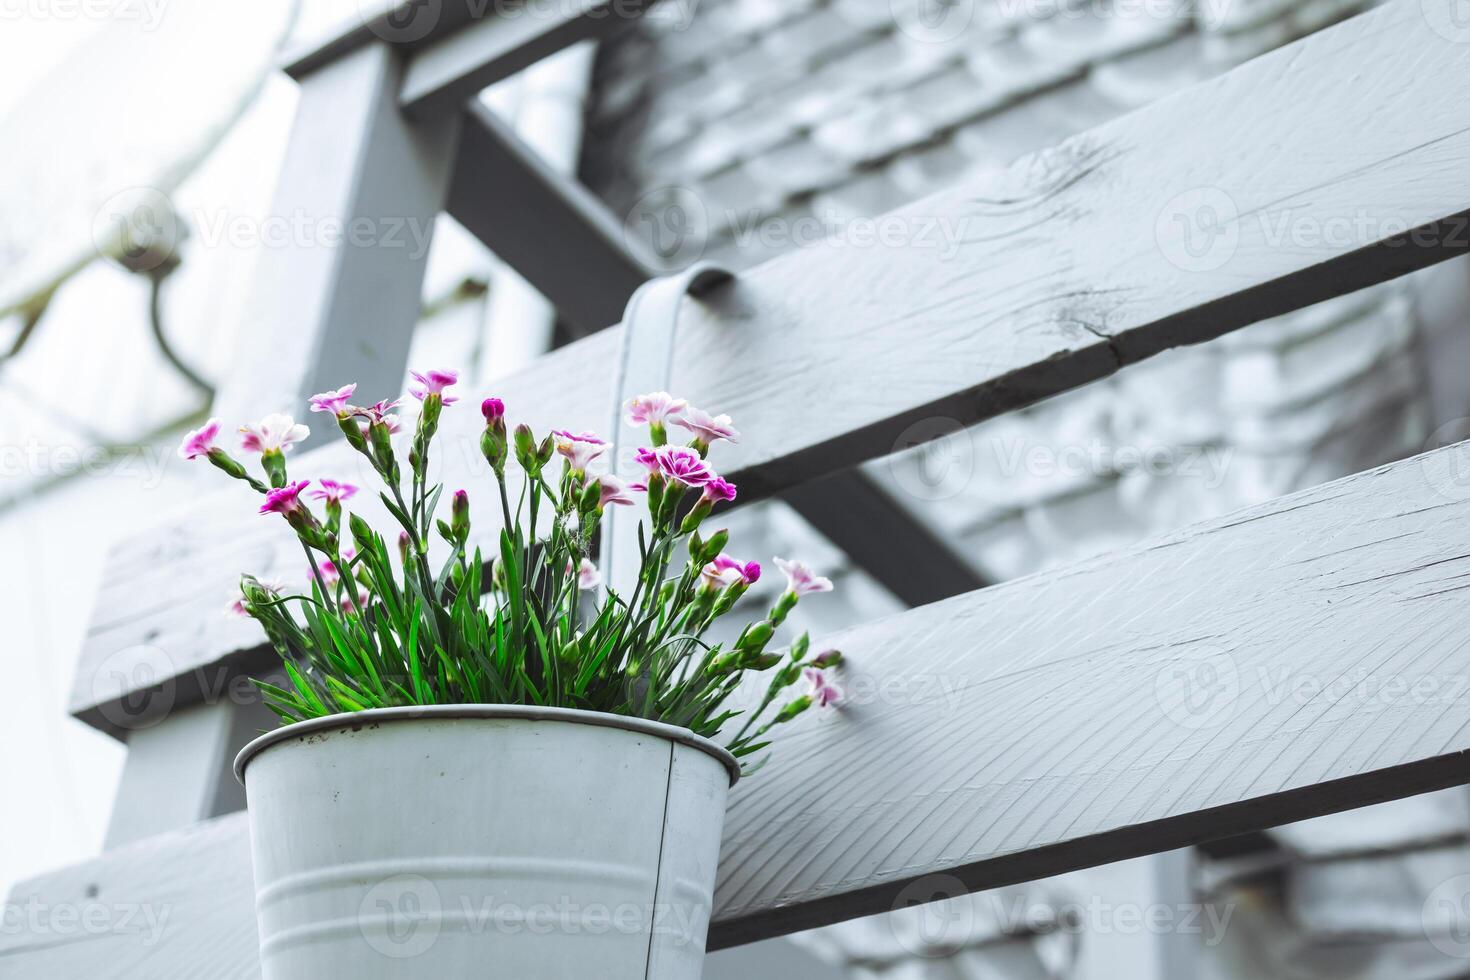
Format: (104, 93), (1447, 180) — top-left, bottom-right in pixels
(7, 1), (1470, 977)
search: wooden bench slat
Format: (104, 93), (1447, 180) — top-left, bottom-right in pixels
(0, 815), (258, 979)
(26, 439), (1470, 970)
(72, 0), (1470, 727)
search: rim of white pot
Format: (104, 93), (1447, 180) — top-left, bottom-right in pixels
(235, 704), (742, 787)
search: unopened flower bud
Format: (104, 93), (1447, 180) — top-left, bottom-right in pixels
(697, 529), (729, 564)
(811, 649), (842, 668)
(260, 448), (288, 489)
(513, 424), (538, 473)
(451, 489), (470, 542)
(349, 513), (376, 555)
(774, 695), (813, 724)
(737, 620), (774, 654)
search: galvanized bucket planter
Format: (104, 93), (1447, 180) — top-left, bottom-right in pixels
(234, 705), (739, 980)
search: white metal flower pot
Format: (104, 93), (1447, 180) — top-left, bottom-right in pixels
(235, 705), (738, 980)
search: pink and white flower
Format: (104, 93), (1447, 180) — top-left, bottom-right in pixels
(634, 446), (713, 487)
(552, 430), (608, 473)
(260, 480), (311, 516)
(240, 414), (310, 455)
(409, 369), (459, 404)
(597, 474), (635, 508)
(575, 557), (602, 591)
(625, 391), (687, 427)
(804, 667), (842, 708)
(354, 399), (402, 434)
(774, 557), (833, 597)
(308, 383), (357, 416)
(700, 554), (761, 590)
(309, 479), (358, 504)
(178, 418), (222, 460)
(701, 477), (737, 504)
(673, 407), (739, 446)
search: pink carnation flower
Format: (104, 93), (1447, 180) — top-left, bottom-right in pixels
(701, 477), (737, 503)
(178, 418), (222, 460)
(308, 383), (357, 416)
(574, 557), (602, 591)
(598, 474), (635, 508)
(260, 480), (311, 516)
(700, 554), (761, 590)
(673, 407), (739, 446)
(635, 446), (713, 487)
(481, 397), (505, 422)
(353, 399), (402, 434)
(309, 479), (358, 503)
(774, 557), (833, 597)
(625, 391), (688, 427)
(552, 430), (608, 472)
(240, 414), (310, 455)
(409, 369), (459, 404)
(804, 667), (842, 708)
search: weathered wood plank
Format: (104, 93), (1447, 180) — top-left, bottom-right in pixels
(73, 0), (1470, 725)
(446, 102), (653, 334)
(27, 440), (1470, 973)
(399, 0), (655, 118)
(0, 814), (258, 979)
(709, 443), (1470, 943)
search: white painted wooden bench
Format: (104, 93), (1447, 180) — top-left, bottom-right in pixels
(8, 0), (1470, 974)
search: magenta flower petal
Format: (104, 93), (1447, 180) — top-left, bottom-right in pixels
(308, 479), (359, 503)
(774, 557), (834, 597)
(409, 369), (460, 403)
(640, 446), (713, 487)
(260, 480), (311, 516)
(309, 383), (357, 416)
(552, 430), (609, 472)
(178, 418), (222, 460)
(624, 391), (688, 427)
(803, 667), (842, 708)
(701, 477), (737, 503)
(240, 414), (310, 455)
(598, 474), (635, 508)
(673, 407), (739, 445)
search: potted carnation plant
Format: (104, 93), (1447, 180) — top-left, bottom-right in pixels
(178, 372), (841, 980)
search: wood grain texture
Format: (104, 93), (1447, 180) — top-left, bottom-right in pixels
(399, 0), (656, 118)
(0, 814), (258, 979)
(708, 443), (1470, 944)
(73, 0), (1470, 726)
(446, 102), (653, 334)
(27, 440), (1470, 973)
